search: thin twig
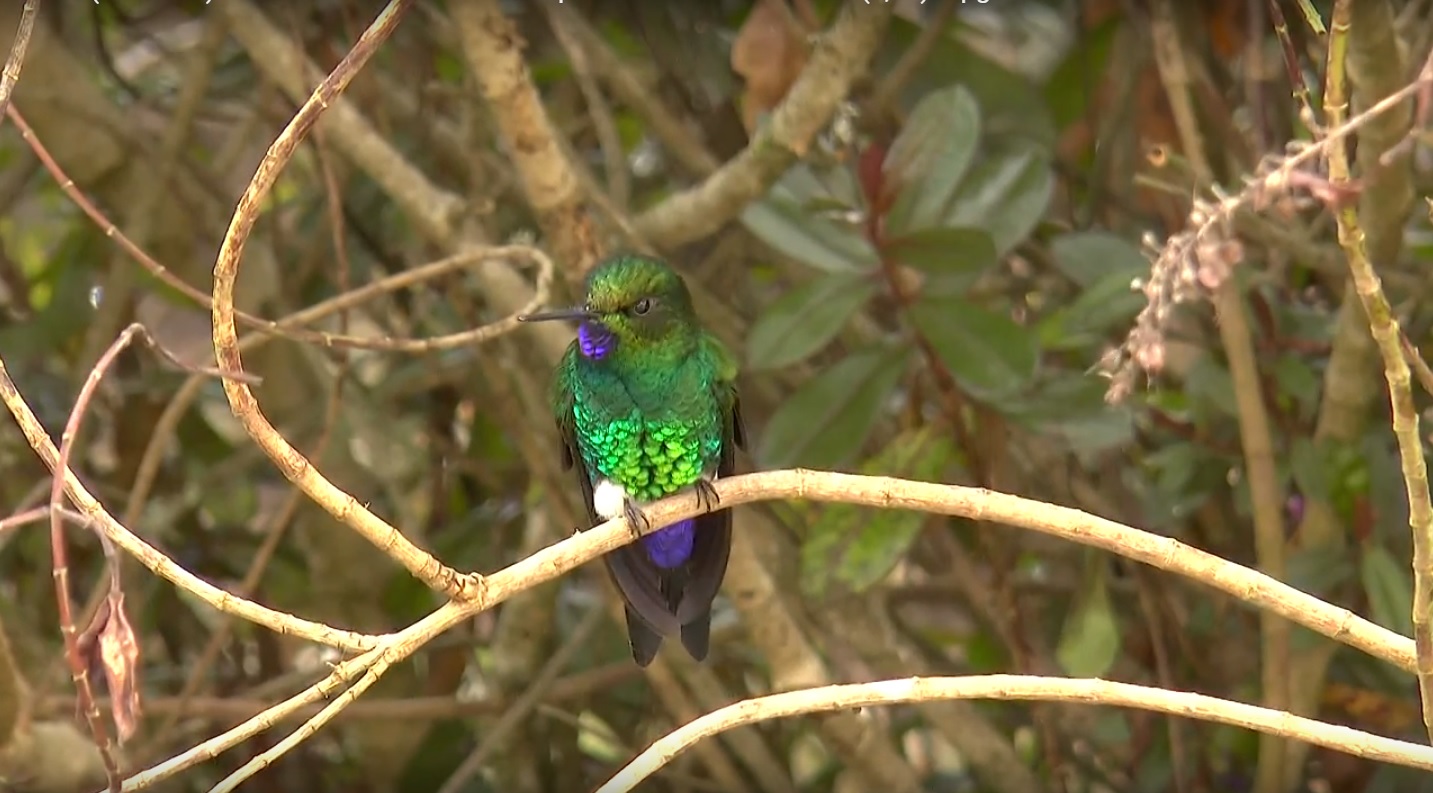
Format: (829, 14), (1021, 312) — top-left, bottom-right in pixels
(0, 0), (39, 125)
(208, 0), (480, 600)
(436, 608), (605, 793)
(1267, 0), (1321, 133)
(1402, 332), (1433, 398)
(1324, 0), (1433, 747)
(557, 9), (719, 177)
(0, 353), (380, 652)
(543, 4), (630, 210)
(8, 107), (550, 353)
(1106, 55), (1433, 397)
(122, 244), (552, 559)
(1147, 5), (1290, 791)
(598, 675), (1433, 791)
(453, 0), (603, 276)
(49, 324), (257, 790)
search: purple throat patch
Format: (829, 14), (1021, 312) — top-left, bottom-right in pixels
(578, 322), (614, 360)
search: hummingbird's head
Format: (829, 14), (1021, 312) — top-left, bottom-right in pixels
(518, 254), (697, 360)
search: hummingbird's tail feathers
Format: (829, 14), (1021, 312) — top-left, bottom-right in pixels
(604, 507), (734, 664)
(623, 605), (663, 667)
(679, 611), (713, 661)
(658, 565), (689, 615)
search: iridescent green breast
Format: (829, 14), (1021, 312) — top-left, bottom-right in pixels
(571, 407), (722, 502)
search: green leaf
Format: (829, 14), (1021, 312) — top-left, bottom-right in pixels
(800, 427), (955, 598)
(1056, 555), (1121, 678)
(1049, 231), (1148, 287)
(1042, 17), (1120, 131)
(1289, 437), (1331, 505)
(1039, 267), (1146, 352)
(911, 296), (1039, 400)
(1285, 544), (1356, 596)
(944, 147), (1053, 256)
(746, 274), (877, 370)
(877, 20), (1054, 147)
(884, 226), (998, 279)
(1361, 544), (1414, 638)
(758, 345), (910, 469)
(884, 85), (982, 235)
(742, 165), (879, 273)
(1000, 375), (1134, 458)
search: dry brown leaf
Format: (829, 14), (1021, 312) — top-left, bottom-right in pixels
(99, 592), (141, 742)
(731, 0), (810, 136)
(83, 591), (142, 743)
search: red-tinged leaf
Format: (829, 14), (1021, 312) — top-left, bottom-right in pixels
(857, 142), (889, 213)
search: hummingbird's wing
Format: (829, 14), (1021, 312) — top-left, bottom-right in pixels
(673, 383), (742, 662)
(552, 345), (599, 527)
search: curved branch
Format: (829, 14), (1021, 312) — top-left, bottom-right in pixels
(633, 0), (892, 250)
(598, 675), (1433, 791)
(125, 467), (1418, 782)
(208, 0), (481, 600)
(0, 0), (38, 124)
(0, 358), (379, 652)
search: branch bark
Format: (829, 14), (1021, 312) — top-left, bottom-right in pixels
(118, 466), (1422, 786)
(1284, 0), (1418, 784)
(1147, 6), (1291, 788)
(632, 1), (892, 250)
(452, 0), (603, 277)
(598, 675), (1433, 792)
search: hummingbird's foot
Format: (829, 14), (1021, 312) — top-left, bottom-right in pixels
(693, 479), (721, 512)
(622, 498), (651, 538)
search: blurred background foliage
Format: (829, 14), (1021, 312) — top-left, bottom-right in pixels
(0, 0), (1430, 791)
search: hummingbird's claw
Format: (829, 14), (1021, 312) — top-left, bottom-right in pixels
(622, 498), (650, 538)
(694, 479), (721, 512)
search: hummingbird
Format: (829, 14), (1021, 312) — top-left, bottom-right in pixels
(519, 254), (745, 667)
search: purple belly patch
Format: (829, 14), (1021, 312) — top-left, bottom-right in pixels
(642, 519), (695, 568)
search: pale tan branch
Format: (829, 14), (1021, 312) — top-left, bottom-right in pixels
(597, 676), (1433, 791)
(0, 358), (379, 653)
(209, 0), (481, 601)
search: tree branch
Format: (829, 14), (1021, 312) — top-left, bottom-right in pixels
(0, 357), (379, 652)
(1325, 0), (1433, 747)
(209, 0), (482, 601)
(598, 675), (1433, 791)
(453, 0), (603, 276)
(122, 467), (1421, 786)
(1147, 5), (1291, 791)
(633, 1), (892, 250)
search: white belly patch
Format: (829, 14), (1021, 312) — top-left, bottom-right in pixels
(592, 478), (629, 521)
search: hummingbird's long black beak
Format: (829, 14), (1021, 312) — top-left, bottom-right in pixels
(517, 307), (597, 323)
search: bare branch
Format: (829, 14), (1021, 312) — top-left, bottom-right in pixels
(599, 675), (1433, 791)
(0, 0), (37, 125)
(1325, 0), (1433, 748)
(208, 0), (479, 600)
(632, 2), (892, 250)
(453, 0), (603, 275)
(0, 356), (381, 652)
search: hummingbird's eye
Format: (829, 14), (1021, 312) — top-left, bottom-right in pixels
(632, 298), (653, 315)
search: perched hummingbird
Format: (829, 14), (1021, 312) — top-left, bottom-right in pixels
(519, 254), (745, 667)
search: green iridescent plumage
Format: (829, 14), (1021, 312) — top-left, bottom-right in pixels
(561, 335), (731, 501)
(521, 254), (744, 667)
